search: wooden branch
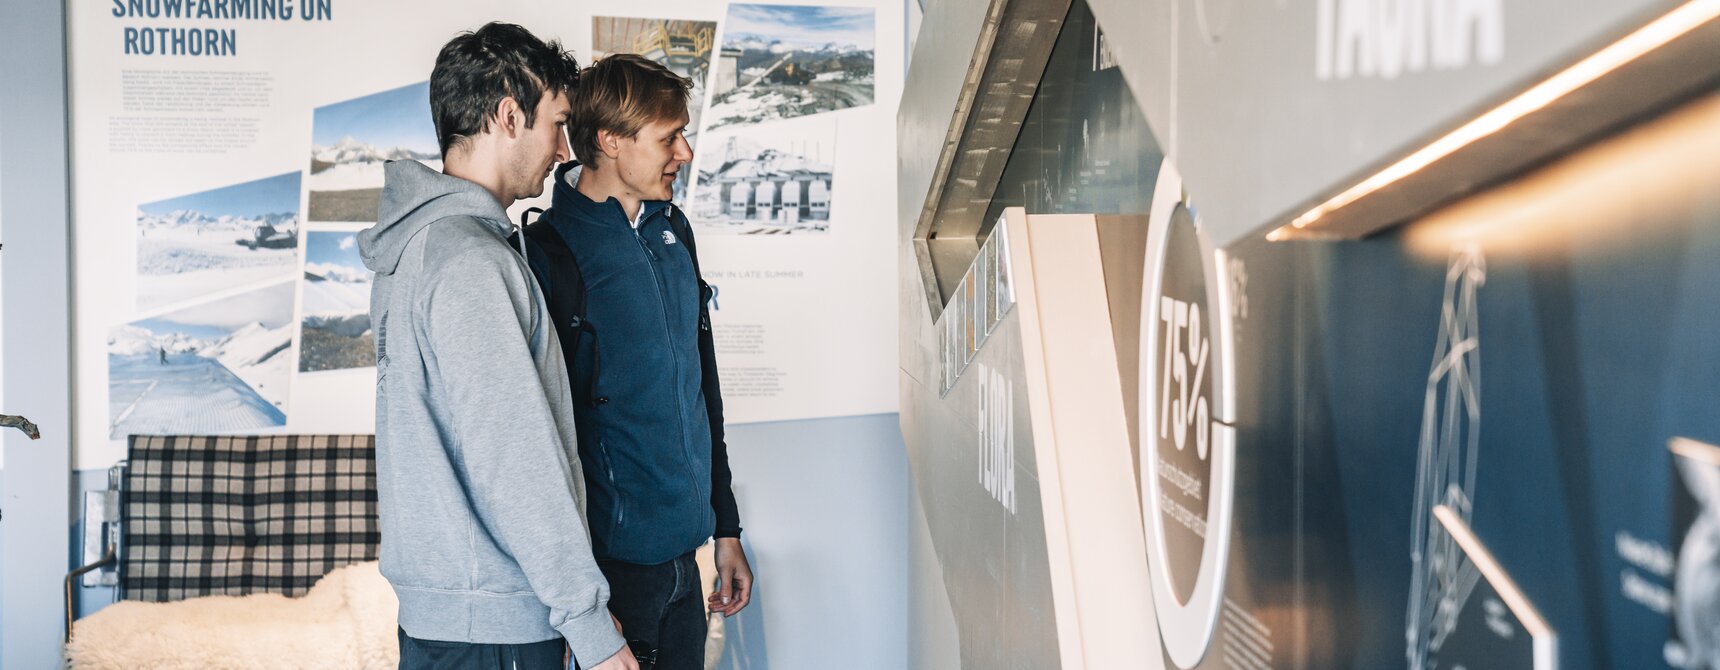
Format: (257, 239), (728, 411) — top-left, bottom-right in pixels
(2, 414), (41, 440)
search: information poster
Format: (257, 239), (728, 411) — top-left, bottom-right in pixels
(72, 0), (903, 469)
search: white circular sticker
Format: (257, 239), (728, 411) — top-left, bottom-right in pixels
(1138, 158), (1237, 669)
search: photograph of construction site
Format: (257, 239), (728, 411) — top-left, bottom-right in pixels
(692, 115), (836, 235)
(592, 16), (717, 202)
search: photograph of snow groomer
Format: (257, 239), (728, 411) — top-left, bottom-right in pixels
(359, 22), (637, 670)
(516, 53), (753, 670)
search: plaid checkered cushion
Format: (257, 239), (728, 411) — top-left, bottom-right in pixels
(122, 434), (379, 602)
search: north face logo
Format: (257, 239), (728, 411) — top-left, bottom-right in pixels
(662, 230), (677, 245)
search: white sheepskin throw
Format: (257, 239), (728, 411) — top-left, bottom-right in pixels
(66, 561), (399, 669)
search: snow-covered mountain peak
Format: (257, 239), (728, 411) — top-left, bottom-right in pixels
(108, 326), (212, 357)
(314, 136), (437, 165)
(305, 262), (371, 284)
(138, 208), (297, 231)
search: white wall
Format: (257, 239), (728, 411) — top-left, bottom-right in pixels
(1, 0), (75, 665)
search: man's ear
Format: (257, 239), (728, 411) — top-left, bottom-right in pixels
(595, 127), (624, 161)
(494, 96), (523, 139)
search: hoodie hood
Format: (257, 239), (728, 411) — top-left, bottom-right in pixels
(359, 160), (511, 275)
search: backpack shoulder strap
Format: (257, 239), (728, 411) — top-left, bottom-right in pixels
(521, 208), (585, 322)
(519, 208), (606, 406)
(668, 205), (702, 280)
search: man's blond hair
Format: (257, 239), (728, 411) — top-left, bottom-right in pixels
(570, 54), (692, 168)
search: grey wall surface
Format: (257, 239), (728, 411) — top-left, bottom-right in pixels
(908, 483), (961, 669)
(0, 0), (74, 665)
(896, 0), (995, 245)
(1084, 0), (1689, 245)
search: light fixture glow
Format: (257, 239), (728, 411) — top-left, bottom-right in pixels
(1672, 436), (1720, 466)
(1274, 0), (1720, 239)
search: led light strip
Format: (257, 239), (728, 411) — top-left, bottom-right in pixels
(1269, 0), (1720, 241)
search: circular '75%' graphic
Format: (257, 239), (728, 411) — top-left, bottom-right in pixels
(1137, 158), (1237, 670)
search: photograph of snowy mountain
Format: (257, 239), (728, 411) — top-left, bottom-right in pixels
(108, 281), (295, 438)
(692, 115), (836, 234)
(707, 4), (875, 132)
(309, 81), (440, 222)
(594, 16), (718, 203)
(299, 231), (373, 373)
(135, 171), (302, 313)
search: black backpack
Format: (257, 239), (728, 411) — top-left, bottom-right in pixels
(510, 206), (718, 409)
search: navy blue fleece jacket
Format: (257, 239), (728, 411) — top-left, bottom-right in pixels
(525, 165), (742, 565)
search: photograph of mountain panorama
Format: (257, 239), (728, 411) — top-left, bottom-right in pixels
(308, 81), (440, 222)
(707, 4), (875, 132)
(135, 171), (301, 313)
(107, 281), (295, 438)
(298, 231), (373, 373)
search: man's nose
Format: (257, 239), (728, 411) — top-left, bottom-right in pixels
(675, 135), (693, 163)
(556, 134), (572, 163)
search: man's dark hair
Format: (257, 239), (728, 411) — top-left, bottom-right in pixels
(430, 22), (580, 156)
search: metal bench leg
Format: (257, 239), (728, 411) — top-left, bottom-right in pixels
(65, 548), (115, 644)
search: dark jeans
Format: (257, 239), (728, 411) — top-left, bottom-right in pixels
(397, 628), (564, 670)
(600, 551), (705, 670)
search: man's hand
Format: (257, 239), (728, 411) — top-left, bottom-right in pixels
(567, 617), (630, 670)
(708, 537), (753, 617)
(588, 645), (640, 670)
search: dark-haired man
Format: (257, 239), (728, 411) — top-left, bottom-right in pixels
(521, 54), (752, 670)
(358, 22), (637, 670)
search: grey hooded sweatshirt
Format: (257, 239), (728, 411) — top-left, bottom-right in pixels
(359, 160), (624, 664)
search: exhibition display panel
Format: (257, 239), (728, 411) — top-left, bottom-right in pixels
(71, 0), (906, 472)
(900, 0), (1720, 667)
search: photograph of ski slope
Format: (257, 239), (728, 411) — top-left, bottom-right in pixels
(707, 4), (874, 132)
(593, 16), (718, 203)
(108, 281), (295, 438)
(692, 115), (836, 234)
(135, 171), (301, 313)
(299, 231), (373, 372)
(309, 81), (440, 222)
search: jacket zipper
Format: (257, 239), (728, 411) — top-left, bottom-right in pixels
(633, 212), (706, 508)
